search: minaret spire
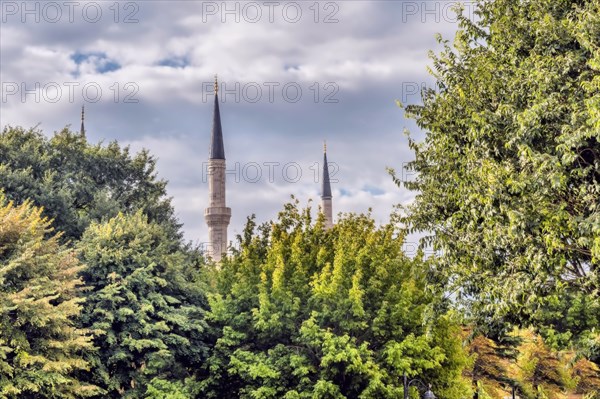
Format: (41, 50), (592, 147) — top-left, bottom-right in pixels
(210, 75), (225, 159)
(205, 74), (231, 262)
(80, 105), (85, 137)
(321, 140), (333, 229)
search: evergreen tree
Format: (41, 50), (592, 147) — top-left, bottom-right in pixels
(510, 329), (565, 399)
(0, 195), (99, 398)
(77, 212), (211, 398)
(464, 331), (515, 399)
(568, 355), (600, 397)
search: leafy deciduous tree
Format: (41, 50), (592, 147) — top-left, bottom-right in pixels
(203, 201), (471, 399)
(0, 126), (179, 241)
(396, 0), (600, 363)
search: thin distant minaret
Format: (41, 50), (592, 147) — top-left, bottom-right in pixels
(80, 105), (85, 137)
(321, 141), (333, 229)
(204, 75), (231, 262)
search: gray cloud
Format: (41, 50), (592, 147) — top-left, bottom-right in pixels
(1, 0), (468, 244)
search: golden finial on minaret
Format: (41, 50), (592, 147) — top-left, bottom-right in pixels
(214, 74), (219, 94)
(81, 105), (85, 121)
(324, 140), (327, 153)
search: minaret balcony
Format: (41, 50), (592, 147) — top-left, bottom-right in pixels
(204, 207), (232, 225)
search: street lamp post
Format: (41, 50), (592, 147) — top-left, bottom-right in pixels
(403, 372), (436, 399)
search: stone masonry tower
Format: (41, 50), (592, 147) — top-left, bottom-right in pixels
(321, 141), (333, 229)
(205, 76), (231, 261)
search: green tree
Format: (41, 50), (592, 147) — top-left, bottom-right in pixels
(77, 212), (211, 398)
(203, 200), (471, 398)
(0, 195), (99, 398)
(0, 126), (179, 241)
(396, 0), (600, 363)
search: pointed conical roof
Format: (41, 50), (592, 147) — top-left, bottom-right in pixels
(322, 142), (332, 199)
(80, 105), (85, 137)
(210, 76), (225, 159)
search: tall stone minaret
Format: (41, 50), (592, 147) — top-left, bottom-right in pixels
(204, 76), (231, 261)
(80, 105), (85, 137)
(321, 141), (333, 229)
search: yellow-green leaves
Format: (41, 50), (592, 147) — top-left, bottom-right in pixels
(206, 202), (469, 398)
(0, 197), (99, 398)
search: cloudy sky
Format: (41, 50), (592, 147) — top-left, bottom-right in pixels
(0, 1), (474, 250)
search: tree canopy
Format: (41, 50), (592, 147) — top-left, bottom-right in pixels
(2, 0), (600, 397)
(0, 126), (179, 242)
(203, 201), (471, 399)
(397, 0), (600, 362)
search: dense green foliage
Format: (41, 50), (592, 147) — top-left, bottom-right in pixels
(3, 0), (600, 396)
(0, 126), (179, 241)
(0, 126), (212, 398)
(202, 202), (471, 399)
(78, 212), (211, 398)
(397, 0), (600, 364)
(0, 196), (99, 398)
